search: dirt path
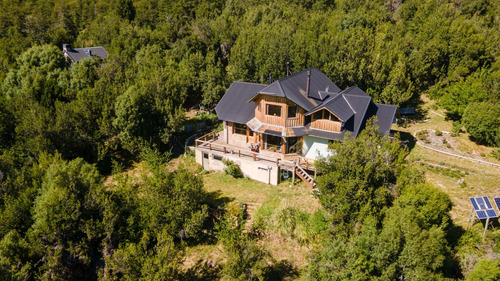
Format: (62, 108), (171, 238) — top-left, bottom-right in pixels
(413, 130), (500, 169)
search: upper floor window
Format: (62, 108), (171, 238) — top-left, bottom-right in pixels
(313, 110), (324, 120)
(266, 104), (282, 116)
(288, 106), (298, 118)
(313, 110), (340, 121)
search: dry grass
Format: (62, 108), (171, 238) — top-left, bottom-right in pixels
(395, 95), (500, 229)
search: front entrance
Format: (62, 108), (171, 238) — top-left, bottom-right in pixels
(286, 137), (301, 154)
(264, 134), (282, 153)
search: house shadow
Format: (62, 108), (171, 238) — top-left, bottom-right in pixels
(393, 130), (416, 151)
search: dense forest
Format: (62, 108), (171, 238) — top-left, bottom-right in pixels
(0, 0), (499, 280)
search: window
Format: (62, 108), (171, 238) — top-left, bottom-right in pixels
(313, 110), (323, 120)
(266, 104), (282, 116)
(214, 155), (223, 161)
(287, 106), (298, 118)
(233, 123), (247, 135)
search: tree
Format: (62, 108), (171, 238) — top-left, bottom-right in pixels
(462, 101), (500, 146)
(315, 118), (408, 233)
(28, 157), (104, 280)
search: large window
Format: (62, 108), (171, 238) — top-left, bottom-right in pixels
(266, 104), (282, 116)
(233, 123), (247, 135)
(313, 110), (324, 120)
(312, 110), (340, 121)
(288, 106), (298, 118)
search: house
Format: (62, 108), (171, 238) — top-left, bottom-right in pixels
(62, 44), (108, 63)
(194, 68), (397, 187)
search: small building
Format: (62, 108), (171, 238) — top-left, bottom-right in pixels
(194, 68), (397, 187)
(62, 44), (108, 64)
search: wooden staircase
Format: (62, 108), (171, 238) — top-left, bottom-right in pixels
(295, 165), (315, 188)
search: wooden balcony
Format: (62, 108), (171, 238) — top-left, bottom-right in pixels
(310, 119), (341, 131)
(264, 115), (285, 126)
(285, 117), (303, 127)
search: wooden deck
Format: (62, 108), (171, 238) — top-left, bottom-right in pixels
(195, 132), (316, 172)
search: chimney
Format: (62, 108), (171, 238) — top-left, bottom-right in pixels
(269, 73), (273, 84)
(286, 62), (291, 76)
(306, 70), (311, 98)
(62, 44), (70, 52)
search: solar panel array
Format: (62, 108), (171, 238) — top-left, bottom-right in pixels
(470, 196), (498, 220)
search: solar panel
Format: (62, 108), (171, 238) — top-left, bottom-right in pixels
(484, 196), (493, 208)
(494, 197), (500, 211)
(470, 196), (498, 219)
(477, 210), (487, 219)
(470, 198), (479, 210)
(486, 209), (498, 219)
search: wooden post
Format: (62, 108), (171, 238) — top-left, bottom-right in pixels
(253, 153), (256, 161)
(195, 140), (198, 148)
(276, 158), (279, 166)
(224, 147), (226, 154)
(238, 150), (241, 157)
(209, 143), (211, 151)
(292, 160), (296, 186)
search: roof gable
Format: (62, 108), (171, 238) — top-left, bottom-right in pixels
(256, 68), (342, 111)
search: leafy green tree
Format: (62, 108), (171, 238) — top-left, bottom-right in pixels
(216, 209), (269, 280)
(315, 118), (408, 233)
(28, 157), (104, 280)
(466, 258), (500, 281)
(462, 101), (500, 146)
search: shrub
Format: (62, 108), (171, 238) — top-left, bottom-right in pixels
(417, 130), (428, 140)
(491, 149), (500, 160)
(223, 159), (243, 178)
(435, 130), (442, 136)
(451, 121), (462, 137)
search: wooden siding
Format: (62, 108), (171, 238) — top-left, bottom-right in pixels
(310, 119), (341, 131)
(254, 95), (305, 127)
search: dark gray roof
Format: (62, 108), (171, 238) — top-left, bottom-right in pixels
(305, 93), (355, 121)
(364, 103), (397, 134)
(216, 82), (266, 124)
(343, 94), (372, 138)
(340, 86), (369, 97)
(64, 46), (108, 62)
(307, 127), (345, 141)
(257, 68), (341, 111)
(216, 69), (396, 141)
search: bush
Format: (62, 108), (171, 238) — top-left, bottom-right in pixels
(417, 130), (428, 140)
(491, 149), (500, 160)
(451, 121), (462, 137)
(435, 130), (442, 136)
(223, 159), (243, 178)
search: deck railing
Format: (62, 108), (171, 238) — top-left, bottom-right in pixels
(195, 134), (296, 167)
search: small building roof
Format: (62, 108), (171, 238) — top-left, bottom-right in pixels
(64, 46), (108, 63)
